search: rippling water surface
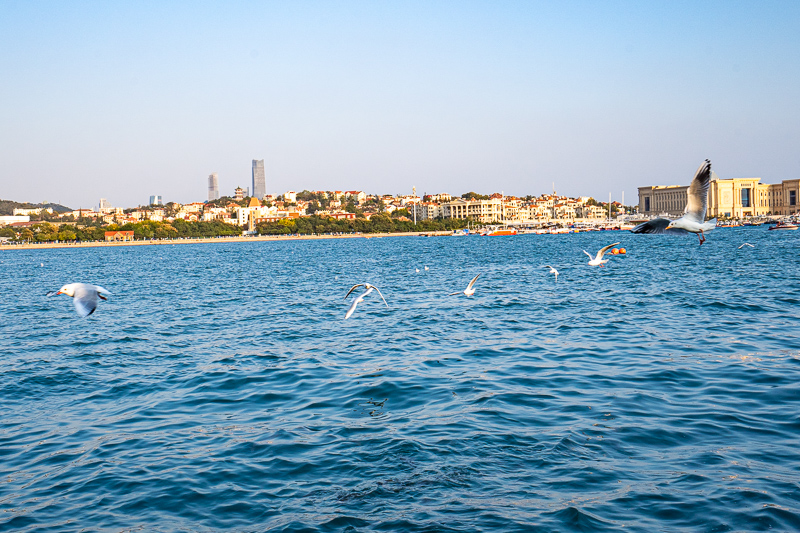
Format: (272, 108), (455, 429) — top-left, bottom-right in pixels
(2, 228), (799, 532)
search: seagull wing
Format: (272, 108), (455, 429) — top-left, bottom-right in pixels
(597, 242), (620, 259)
(582, 250), (593, 259)
(630, 218), (689, 234)
(543, 265), (553, 269)
(72, 285), (98, 317)
(370, 285), (389, 307)
(344, 283), (365, 300)
(684, 159), (712, 223)
(466, 274), (480, 291)
(344, 298), (360, 319)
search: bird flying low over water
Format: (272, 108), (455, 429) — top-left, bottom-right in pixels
(583, 243), (620, 267)
(738, 243), (755, 249)
(544, 265), (559, 281)
(47, 283), (112, 317)
(631, 159), (717, 244)
(343, 283), (389, 319)
(449, 274), (480, 296)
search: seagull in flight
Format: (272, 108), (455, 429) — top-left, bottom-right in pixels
(583, 243), (620, 267)
(343, 283), (388, 319)
(449, 274), (480, 296)
(630, 159), (717, 244)
(47, 283), (112, 317)
(543, 265), (559, 281)
(738, 242), (755, 249)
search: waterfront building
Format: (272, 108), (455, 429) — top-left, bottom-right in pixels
(208, 173), (220, 202)
(99, 198), (112, 211)
(0, 215), (31, 225)
(411, 202), (443, 221)
(252, 160), (266, 200)
(104, 231), (134, 242)
(13, 207), (53, 216)
(149, 195), (163, 206)
(639, 175), (800, 218)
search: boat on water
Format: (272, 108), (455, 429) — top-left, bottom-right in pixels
(482, 225), (517, 236)
(768, 222), (799, 230)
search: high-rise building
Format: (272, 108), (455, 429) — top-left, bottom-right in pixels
(252, 159), (266, 199)
(149, 195), (163, 206)
(208, 173), (220, 201)
(99, 198), (111, 210)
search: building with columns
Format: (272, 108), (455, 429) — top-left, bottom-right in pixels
(639, 175), (800, 218)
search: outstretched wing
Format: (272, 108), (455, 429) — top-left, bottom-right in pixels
(597, 242), (620, 259)
(631, 218), (689, 234)
(582, 250), (593, 259)
(344, 284), (365, 300)
(684, 159), (712, 223)
(466, 274), (480, 291)
(370, 285), (389, 307)
(72, 286), (98, 317)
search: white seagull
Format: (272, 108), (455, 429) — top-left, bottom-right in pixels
(543, 265), (559, 281)
(424, 266), (429, 271)
(631, 159), (717, 245)
(583, 243), (620, 267)
(343, 283), (389, 319)
(738, 242), (755, 249)
(415, 268), (420, 273)
(449, 274), (480, 296)
(47, 283), (112, 317)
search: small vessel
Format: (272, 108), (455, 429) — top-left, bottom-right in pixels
(768, 222), (798, 230)
(484, 225), (517, 236)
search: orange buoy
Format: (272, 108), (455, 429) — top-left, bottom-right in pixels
(611, 248), (619, 255)
(619, 248), (626, 254)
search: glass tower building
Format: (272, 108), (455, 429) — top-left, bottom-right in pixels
(252, 159), (266, 200)
(208, 173), (220, 201)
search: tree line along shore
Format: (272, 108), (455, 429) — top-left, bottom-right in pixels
(0, 213), (469, 244)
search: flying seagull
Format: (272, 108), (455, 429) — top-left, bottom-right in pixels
(738, 242), (755, 249)
(47, 283), (112, 317)
(583, 243), (620, 267)
(449, 274), (480, 296)
(631, 159), (717, 244)
(343, 283), (388, 319)
(543, 265), (559, 281)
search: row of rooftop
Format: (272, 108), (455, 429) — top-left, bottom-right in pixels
(6, 189), (629, 227)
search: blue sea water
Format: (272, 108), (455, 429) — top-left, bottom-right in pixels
(1, 228), (799, 532)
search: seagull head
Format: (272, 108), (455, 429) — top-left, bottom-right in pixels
(53, 284), (78, 297)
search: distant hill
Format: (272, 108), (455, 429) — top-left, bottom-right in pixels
(0, 199), (73, 216)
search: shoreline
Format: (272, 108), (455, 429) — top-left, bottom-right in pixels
(0, 231), (456, 251)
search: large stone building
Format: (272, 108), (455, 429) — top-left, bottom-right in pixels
(639, 175), (800, 218)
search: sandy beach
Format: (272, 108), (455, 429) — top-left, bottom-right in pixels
(0, 231), (455, 251)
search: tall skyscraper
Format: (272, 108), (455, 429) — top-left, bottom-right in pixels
(252, 159), (266, 199)
(208, 173), (220, 201)
(149, 195), (163, 206)
(98, 198), (111, 210)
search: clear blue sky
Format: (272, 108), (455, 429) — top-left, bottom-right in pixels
(2, 1), (799, 208)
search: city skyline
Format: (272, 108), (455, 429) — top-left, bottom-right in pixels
(2, 2), (799, 208)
